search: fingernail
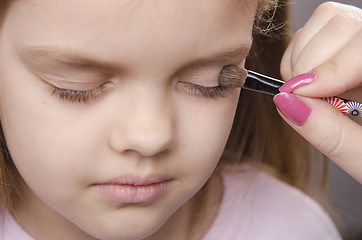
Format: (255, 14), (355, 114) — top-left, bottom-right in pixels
(279, 72), (316, 93)
(273, 92), (311, 126)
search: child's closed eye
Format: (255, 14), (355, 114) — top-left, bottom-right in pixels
(50, 64), (239, 103)
(51, 82), (112, 103)
(177, 64), (241, 99)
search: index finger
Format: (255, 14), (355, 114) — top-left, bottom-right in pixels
(293, 30), (362, 99)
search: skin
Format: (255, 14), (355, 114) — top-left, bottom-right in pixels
(0, 0), (258, 239)
(278, 2), (362, 183)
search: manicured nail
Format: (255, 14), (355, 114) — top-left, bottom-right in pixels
(279, 72), (316, 93)
(273, 92), (311, 126)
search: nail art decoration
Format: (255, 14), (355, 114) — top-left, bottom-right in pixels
(323, 97), (349, 114)
(346, 101), (362, 117)
(323, 96), (362, 118)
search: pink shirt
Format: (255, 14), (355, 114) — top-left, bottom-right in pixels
(1, 165), (341, 240)
(203, 165), (341, 240)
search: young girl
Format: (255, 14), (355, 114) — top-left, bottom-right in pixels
(0, 0), (360, 239)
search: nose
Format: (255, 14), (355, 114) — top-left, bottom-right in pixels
(109, 91), (174, 158)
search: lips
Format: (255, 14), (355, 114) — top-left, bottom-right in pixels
(93, 175), (172, 204)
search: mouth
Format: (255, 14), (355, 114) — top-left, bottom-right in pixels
(93, 175), (172, 204)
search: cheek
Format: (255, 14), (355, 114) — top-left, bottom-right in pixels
(0, 87), (93, 195)
(0, 49), (104, 203)
(175, 91), (240, 179)
(0, 93), (112, 216)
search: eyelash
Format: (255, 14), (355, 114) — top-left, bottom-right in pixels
(51, 67), (233, 103)
(51, 83), (109, 103)
(182, 83), (231, 98)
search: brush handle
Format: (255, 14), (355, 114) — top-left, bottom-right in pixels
(245, 70), (362, 118)
(244, 70), (284, 95)
(323, 96), (362, 118)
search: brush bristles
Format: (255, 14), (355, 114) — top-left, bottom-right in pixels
(218, 65), (247, 88)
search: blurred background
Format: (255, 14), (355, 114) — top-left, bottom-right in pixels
(290, 1), (362, 239)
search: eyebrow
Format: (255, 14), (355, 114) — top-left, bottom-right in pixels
(18, 46), (120, 71)
(17, 44), (251, 71)
(187, 44), (251, 67)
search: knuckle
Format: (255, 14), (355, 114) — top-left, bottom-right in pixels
(314, 2), (362, 20)
(342, 12), (362, 26)
(315, 2), (341, 15)
(328, 12), (362, 35)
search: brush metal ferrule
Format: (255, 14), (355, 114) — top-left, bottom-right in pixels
(244, 70), (285, 95)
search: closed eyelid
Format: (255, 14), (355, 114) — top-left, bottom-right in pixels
(172, 45), (250, 86)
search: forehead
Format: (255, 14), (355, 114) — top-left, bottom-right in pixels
(4, 0), (257, 70)
(8, 0), (256, 25)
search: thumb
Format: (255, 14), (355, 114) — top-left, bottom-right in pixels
(273, 92), (362, 183)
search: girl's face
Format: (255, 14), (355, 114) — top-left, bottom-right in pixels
(0, 0), (257, 239)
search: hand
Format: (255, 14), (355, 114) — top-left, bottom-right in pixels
(275, 2), (362, 183)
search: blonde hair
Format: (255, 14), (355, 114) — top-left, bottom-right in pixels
(0, 0), (327, 229)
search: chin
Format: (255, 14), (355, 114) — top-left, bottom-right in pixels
(77, 214), (170, 240)
(90, 232), (155, 240)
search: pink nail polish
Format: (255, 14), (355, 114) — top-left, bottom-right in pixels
(273, 92), (311, 126)
(279, 72), (316, 93)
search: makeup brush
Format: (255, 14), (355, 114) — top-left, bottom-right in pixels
(219, 65), (362, 118)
